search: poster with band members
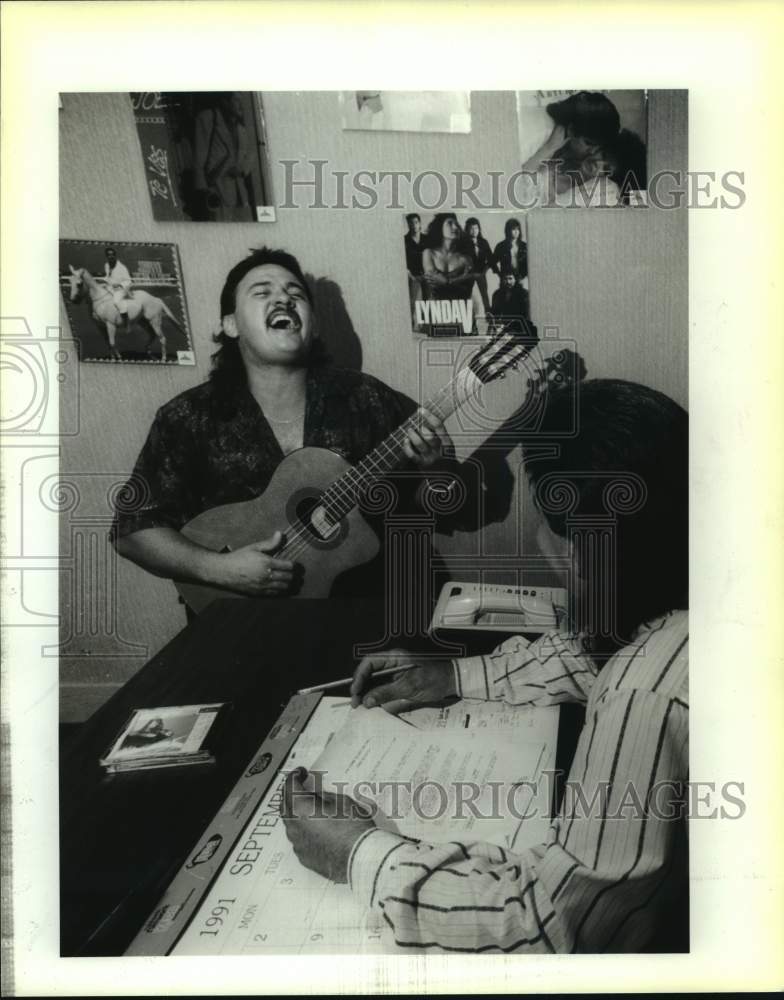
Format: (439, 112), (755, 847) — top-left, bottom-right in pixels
(516, 90), (648, 207)
(130, 91), (275, 222)
(59, 239), (195, 364)
(340, 91), (471, 133)
(403, 211), (534, 338)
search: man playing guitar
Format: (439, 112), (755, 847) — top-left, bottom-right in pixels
(111, 247), (471, 606)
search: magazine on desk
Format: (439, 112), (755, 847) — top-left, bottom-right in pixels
(100, 703), (226, 774)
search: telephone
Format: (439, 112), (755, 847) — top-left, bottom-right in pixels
(430, 582), (567, 636)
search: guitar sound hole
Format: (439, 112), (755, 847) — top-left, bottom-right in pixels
(287, 489), (349, 551)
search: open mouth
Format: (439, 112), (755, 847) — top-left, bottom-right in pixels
(268, 309), (301, 332)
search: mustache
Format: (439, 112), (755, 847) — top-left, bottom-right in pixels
(267, 306), (302, 327)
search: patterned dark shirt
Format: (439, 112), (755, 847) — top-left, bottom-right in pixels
(404, 232), (426, 276)
(492, 238), (529, 281)
(112, 366), (420, 539)
(465, 235), (494, 273)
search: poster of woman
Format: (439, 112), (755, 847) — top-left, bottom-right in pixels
(516, 89), (648, 206)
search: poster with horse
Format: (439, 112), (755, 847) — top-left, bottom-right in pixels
(59, 239), (195, 364)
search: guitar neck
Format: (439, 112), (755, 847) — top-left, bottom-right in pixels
(316, 366), (481, 524)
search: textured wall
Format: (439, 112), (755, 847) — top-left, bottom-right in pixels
(59, 90), (687, 720)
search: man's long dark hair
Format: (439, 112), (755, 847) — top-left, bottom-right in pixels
(210, 247), (326, 409)
(524, 378), (688, 661)
(503, 217), (523, 243)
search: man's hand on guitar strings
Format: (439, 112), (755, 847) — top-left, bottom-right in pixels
(211, 530), (296, 597)
(402, 408), (455, 469)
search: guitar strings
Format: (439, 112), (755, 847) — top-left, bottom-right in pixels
(315, 337), (521, 523)
(274, 382), (460, 563)
(317, 379), (458, 520)
(275, 335), (524, 564)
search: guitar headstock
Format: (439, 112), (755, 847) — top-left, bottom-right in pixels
(525, 346), (587, 398)
(467, 322), (539, 385)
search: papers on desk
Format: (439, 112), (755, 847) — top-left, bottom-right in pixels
(312, 706), (547, 850)
(169, 697), (558, 955)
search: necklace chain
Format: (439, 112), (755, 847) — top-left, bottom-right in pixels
(265, 403), (305, 425)
(266, 415), (302, 425)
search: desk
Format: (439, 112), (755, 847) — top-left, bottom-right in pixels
(60, 598), (582, 957)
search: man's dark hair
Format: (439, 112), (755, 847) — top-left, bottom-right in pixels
(219, 246), (313, 319)
(210, 247), (323, 407)
(524, 379), (688, 658)
(546, 91), (621, 145)
(405, 213), (421, 226)
(105, 246), (116, 255)
(464, 216), (481, 232)
(503, 217), (523, 242)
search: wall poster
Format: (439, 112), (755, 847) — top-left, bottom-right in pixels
(131, 91), (274, 222)
(59, 239), (195, 364)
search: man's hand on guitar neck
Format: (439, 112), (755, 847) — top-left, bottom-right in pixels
(402, 408), (455, 468)
(210, 531), (295, 597)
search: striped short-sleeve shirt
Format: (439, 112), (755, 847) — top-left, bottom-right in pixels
(349, 611), (688, 953)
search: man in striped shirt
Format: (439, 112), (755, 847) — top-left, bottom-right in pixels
(283, 378), (689, 953)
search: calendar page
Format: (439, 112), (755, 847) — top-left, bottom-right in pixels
(173, 699), (385, 955)
(171, 698), (558, 956)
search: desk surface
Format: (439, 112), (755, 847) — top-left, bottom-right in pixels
(60, 598), (582, 957)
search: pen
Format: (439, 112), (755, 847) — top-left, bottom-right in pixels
(298, 661), (423, 695)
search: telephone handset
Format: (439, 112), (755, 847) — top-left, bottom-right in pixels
(443, 593), (558, 628)
(431, 582), (566, 635)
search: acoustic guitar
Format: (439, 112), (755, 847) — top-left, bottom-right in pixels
(176, 331), (544, 613)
